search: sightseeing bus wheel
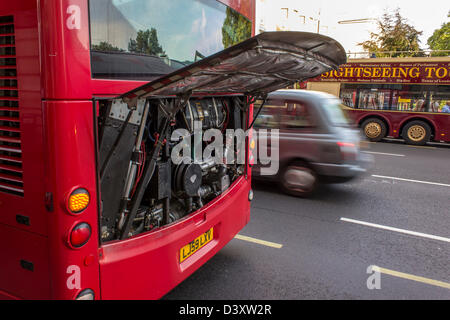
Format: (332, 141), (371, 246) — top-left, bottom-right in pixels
(361, 118), (387, 142)
(280, 160), (317, 198)
(402, 120), (431, 146)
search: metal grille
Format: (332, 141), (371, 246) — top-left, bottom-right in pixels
(0, 16), (23, 196)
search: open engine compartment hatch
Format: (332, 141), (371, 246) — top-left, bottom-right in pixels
(119, 31), (347, 104)
(97, 32), (346, 243)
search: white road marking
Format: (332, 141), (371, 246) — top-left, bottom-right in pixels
(374, 266), (450, 290)
(340, 217), (450, 243)
(234, 234), (283, 248)
(372, 175), (450, 187)
(362, 151), (405, 157)
(366, 140), (440, 149)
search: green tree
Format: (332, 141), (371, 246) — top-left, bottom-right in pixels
(128, 28), (165, 56)
(427, 12), (450, 56)
(222, 7), (252, 49)
(358, 9), (424, 57)
(91, 41), (123, 52)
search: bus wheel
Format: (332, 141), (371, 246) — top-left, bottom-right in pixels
(280, 161), (317, 198)
(402, 121), (431, 145)
(361, 118), (387, 142)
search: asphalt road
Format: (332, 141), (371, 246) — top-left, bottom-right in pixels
(164, 140), (450, 300)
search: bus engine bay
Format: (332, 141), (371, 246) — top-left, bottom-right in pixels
(97, 96), (251, 242)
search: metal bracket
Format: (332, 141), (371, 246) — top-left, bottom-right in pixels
(110, 99), (146, 125)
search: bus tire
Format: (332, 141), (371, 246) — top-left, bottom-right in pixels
(402, 120), (431, 145)
(361, 118), (387, 142)
(279, 160), (317, 198)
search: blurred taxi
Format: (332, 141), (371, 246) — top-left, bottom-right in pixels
(252, 90), (373, 197)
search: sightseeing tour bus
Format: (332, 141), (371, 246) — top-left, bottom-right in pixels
(307, 57), (450, 145)
(0, 0), (346, 299)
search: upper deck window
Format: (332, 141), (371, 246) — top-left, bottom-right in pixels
(340, 83), (450, 113)
(89, 0), (252, 80)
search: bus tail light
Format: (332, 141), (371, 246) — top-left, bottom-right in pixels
(76, 289), (95, 300)
(70, 223), (91, 248)
(68, 188), (90, 213)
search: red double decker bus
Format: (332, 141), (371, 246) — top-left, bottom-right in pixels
(0, 0), (345, 299)
(308, 57), (450, 145)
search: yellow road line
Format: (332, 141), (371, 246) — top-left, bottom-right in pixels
(377, 266), (450, 290)
(234, 234), (283, 249)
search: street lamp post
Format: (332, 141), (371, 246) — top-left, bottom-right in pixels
(336, 18), (377, 58)
(308, 9), (321, 33)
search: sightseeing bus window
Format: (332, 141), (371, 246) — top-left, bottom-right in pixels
(358, 89), (391, 110)
(88, 0), (252, 80)
(429, 92), (450, 113)
(391, 88), (427, 111)
(341, 84), (450, 113)
(340, 89), (357, 108)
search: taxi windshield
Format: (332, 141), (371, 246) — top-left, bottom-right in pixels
(322, 98), (350, 126)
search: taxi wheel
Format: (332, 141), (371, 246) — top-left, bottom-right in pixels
(361, 118), (387, 142)
(280, 161), (317, 198)
(402, 120), (431, 146)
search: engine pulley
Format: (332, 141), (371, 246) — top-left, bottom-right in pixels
(173, 163), (203, 198)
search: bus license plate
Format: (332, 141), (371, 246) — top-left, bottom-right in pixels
(180, 228), (213, 263)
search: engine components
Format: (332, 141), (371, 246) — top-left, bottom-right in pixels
(173, 163), (203, 198)
(97, 96), (247, 242)
(183, 98), (226, 131)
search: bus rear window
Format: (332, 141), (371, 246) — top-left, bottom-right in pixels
(89, 0), (252, 80)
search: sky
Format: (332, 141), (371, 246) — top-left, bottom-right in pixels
(257, 0), (449, 54)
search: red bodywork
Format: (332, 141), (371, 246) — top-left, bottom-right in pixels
(345, 108), (450, 142)
(0, 0), (253, 299)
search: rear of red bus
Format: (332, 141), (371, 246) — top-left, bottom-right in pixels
(0, 0), (346, 300)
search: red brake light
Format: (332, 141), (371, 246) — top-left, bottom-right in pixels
(337, 142), (357, 161)
(337, 142), (355, 148)
(70, 223), (91, 248)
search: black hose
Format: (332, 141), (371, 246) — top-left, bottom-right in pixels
(120, 117), (170, 239)
(247, 98), (267, 130)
